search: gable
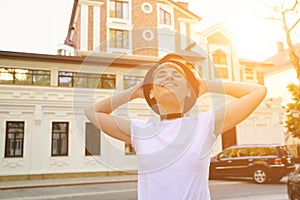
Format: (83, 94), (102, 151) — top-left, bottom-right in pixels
(208, 32), (231, 45)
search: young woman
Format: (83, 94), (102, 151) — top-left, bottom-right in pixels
(85, 56), (267, 200)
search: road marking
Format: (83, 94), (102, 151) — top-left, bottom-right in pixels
(209, 180), (246, 186)
(2, 189), (137, 200)
(222, 194), (288, 200)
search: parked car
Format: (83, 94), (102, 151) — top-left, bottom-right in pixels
(209, 144), (295, 184)
(287, 167), (300, 200)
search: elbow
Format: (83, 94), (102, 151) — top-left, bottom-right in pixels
(254, 85), (267, 103)
(261, 85), (267, 99)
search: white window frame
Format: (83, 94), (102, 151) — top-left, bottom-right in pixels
(157, 3), (174, 31)
(107, 0), (132, 26)
(106, 26), (132, 54)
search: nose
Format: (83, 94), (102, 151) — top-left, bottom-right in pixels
(165, 72), (175, 81)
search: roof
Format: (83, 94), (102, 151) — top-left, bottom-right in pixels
(0, 50), (158, 68)
(164, 0), (201, 20)
(239, 58), (273, 67)
(65, 0), (79, 46)
(199, 23), (237, 43)
(264, 43), (300, 75)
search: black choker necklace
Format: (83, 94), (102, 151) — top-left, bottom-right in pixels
(160, 113), (183, 120)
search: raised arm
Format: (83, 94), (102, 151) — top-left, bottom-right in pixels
(84, 83), (144, 143)
(198, 79), (267, 136)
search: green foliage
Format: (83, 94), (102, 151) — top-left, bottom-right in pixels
(285, 83), (300, 138)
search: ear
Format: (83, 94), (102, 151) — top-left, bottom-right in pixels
(150, 88), (155, 99)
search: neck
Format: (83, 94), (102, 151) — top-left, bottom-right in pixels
(160, 113), (183, 120)
(156, 101), (183, 115)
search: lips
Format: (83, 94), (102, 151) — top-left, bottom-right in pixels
(161, 82), (178, 88)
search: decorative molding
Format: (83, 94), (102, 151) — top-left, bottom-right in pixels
(141, 2), (153, 14)
(50, 159), (69, 167)
(9, 110), (22, 116)
(142, 29), (154, 41)
(13, 91), (21, 97)
(2, 160), (23, 168)
(84, 157), (100, 166)
(79, 0), (104, 7)
(177, 17), (198, 24)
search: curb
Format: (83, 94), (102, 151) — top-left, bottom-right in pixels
(0, 177), (137, 190)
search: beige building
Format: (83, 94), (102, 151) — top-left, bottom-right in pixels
(0, 0), (285, 180)
(264, 43), (300, 156)
(265, 43), (300, 104)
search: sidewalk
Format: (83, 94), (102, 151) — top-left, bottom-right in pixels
(0, 175), (289, 191)
(0, 174), (138, 190)
(0, 175), (290, 200)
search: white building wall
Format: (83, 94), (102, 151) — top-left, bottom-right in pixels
(0, 85), (141, 176)
(157, 29), (176, 57)
(0, 66), (287, 177)
(265, 67), (298, 105)
(80, 4), (88, 51)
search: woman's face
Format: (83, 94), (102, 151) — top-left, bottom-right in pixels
(150, 62), (191, 107)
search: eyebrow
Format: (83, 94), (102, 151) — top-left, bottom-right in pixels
(153, 67), (183, 77)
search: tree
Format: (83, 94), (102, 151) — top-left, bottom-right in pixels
(285, 83), (300, 139)
(258, 0), (300, 79)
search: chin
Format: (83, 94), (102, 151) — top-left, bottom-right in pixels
(157, 97), (183, 108)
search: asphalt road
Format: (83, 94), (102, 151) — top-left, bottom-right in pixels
(0, 179), (289, 200)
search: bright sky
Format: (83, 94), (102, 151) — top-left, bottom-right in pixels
(0, 0), (291, 61)
(187, 0), (288, 61)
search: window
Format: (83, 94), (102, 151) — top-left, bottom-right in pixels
(85, 123), (101, 156)
(248, 147), (276, 157)
(52, 122), (69, 156)
(99, 74), (116, 89)
(212, 50), (227, 65)
(0, 67), (50, 86)
(219, 148), (238, 159)
(109, 29), (129, 49)
(110, 0), (129, 20)
(5, 121), (24, 157)
(256, 71), (265, 85)
(58, 71), (74, 87)
(123, 75), (144, 89)
(215, 67), (229, 79)
(58, 71), (116, 89)
(159, 8), (171, 25)
(244, 67), (254, 80)
(125, 143), (135, 155)
(75, 73), (100, 88)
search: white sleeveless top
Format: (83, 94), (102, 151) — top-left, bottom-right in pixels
(131, 111), (217, 200)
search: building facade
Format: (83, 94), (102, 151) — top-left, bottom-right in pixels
(264, 43), (300, 157)
(62, 0), (200, 57)
(0, 0), (285, 179)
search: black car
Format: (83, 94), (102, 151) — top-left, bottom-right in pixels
(287, 167), (300, 200)
(209, 144), (295, 184)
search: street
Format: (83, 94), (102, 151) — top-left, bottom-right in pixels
(0, 178), (289, 200)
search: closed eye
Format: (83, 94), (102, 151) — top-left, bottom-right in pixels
(172, 71), (183, 78)
(154, 71), (167, 79)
